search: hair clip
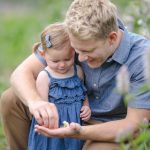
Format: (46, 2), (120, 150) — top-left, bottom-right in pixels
(45, 34), (52, 48)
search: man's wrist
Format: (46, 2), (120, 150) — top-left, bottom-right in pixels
(71, 125), (87, 140)
(27, 98), (43, 107)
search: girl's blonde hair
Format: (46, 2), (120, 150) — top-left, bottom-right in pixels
(33, 22), (71, 52)
(65, 0), (118, 40)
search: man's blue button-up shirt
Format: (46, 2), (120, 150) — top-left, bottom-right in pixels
(80, 20), (150, 121)
(35, 20), (150, 122)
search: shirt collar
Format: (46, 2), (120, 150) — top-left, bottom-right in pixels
(106, 19), (131, 64)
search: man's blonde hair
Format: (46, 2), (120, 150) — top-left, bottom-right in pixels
(33, 22), (71, 52)
(65, 0), (118, 40)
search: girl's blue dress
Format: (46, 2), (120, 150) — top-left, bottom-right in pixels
(28, 65), (86, 150)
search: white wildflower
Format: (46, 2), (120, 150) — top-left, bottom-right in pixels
(116, 65), (130, 95)
(63, 121), (69, 127)
(137, 19), (144, 26)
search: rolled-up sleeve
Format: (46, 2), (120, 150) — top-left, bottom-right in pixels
(34, 50), (47, 66)
(128, 59), (150, 109)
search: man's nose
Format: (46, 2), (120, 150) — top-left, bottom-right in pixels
(78, 54), (88, 62)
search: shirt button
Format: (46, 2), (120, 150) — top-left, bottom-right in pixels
(93, 83), (97, 87)
(96, 96), (99, 99)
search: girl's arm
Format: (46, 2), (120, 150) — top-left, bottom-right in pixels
(36, 70), (49, 101)
(83, 96), (89, 106)
(35, 70), (54, 128)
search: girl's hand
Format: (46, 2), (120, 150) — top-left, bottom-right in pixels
(80, 105), (91, 121)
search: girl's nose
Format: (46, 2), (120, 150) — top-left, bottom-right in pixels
(59, 62), (65, 68)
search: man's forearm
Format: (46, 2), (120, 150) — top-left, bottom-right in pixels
(74, 108), (150, 142)
(10, 54), (45, 106)
(77, 119), (138, 142)
(11, 69), (42, 106)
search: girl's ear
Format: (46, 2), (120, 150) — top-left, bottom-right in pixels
(39, 51), (45, 56)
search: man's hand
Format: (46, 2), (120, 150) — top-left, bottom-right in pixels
(34, 122), (82, 138)
(29, 100), (58, 129)
(80, 105), (91, 121)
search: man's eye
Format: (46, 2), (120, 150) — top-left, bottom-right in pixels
(65, 59), (71, 61)
(52, 60), (59, 63)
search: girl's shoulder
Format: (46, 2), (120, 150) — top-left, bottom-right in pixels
(38, 68), (49, 79)
(37, 67), (52, 81)
(36, 68), (50, 86)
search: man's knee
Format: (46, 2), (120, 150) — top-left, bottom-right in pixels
(0, 88), (18, 117)
(83, 140), (120, 150)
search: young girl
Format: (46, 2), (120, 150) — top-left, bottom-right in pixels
(28, 22), (91, 150)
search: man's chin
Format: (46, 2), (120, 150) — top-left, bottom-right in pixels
(87, 62), (101, 68)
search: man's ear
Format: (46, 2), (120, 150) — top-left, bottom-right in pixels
(108, 31), (118, 45)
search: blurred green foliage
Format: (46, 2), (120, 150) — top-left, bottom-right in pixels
(0, 0), (72, 94)
(0, 0), (150, 149)
(0, 0), (71, 149)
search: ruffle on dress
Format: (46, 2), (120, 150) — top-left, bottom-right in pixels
(48, 75), (87, 104)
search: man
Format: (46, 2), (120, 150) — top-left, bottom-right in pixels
(1, 0), (150, 150)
